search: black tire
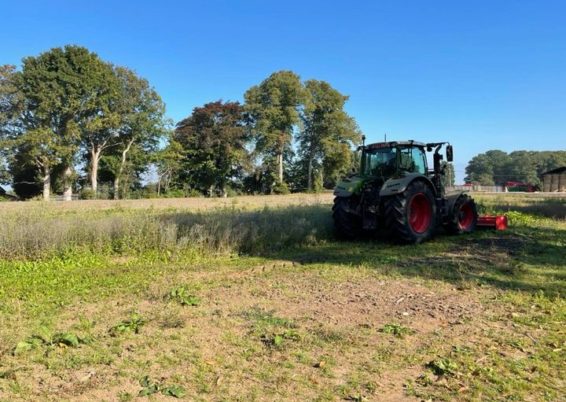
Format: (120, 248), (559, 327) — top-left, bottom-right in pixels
(383, 180), (437, 244)
(332, 197), (362, 239)
(444, 194), (478, 234)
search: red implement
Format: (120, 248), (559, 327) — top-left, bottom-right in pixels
(477, 215), (508, 230)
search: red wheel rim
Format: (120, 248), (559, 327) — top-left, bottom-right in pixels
(458, 202), (474, 229)
(409, 193), (432, 233)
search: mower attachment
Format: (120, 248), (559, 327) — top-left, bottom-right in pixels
(477, 215), (508, 230)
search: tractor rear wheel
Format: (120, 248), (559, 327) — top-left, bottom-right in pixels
(384, 180), (436, 244)
(332, 197), (362, 239)
(444, 194), (478, 234)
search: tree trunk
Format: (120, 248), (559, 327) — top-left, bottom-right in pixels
(62, 165), (73, 201)
(42, 168), (51, 201)
(113, 176), (120, 200)
(90, 148), (101, 198)
(307, 156), (313, 192)
(114, 139), (134, 200)
(277, 152), (284, 183)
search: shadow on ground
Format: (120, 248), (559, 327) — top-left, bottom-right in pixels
(265, 226), (566, 297)
(154, 204), (565, 296)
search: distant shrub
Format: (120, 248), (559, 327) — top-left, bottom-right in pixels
(185, 189), (203, 197)
(273, 182), (290, 195)
(79, 188), (95, 200)
(164, 189), (187, 198)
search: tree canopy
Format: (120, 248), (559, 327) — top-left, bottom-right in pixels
(465, 150), (566, 186)
(244, 71), (305, 192)
(298, 79), (361, 191)
(174, 101), (249, 196)
(0, 46), (168, 200)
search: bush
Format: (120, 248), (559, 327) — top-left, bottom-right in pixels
(273, 182), (290, 195)
(164, 189), (187, 198)
(79, 188), (95, 200)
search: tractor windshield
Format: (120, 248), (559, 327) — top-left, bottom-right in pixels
(361, 147), (397, 176)
(361, 145), (428, 176)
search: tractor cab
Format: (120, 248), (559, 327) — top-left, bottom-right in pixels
(360, 141), (428, 179)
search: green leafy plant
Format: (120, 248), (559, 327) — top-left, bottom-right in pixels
(138, 376), (160, 396)
(110, 313), (146, 336)
(380, 323), (415, 338)
(13, 332), (89, 355)
(13, 335), (45, 355)
(138, 376), (186, 398)
(167, 285), (201, 306)
(261, 329), (301, 349)
(426, 358), (458, 376)
(162, 385), (186, 398)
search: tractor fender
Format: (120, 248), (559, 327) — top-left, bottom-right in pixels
(379, 174), (437, 197)
(333, 176), (365, 197)
(444, 191), (468, 214)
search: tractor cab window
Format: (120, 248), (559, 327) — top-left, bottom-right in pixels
(398, 147), (427, 174)
(362, 147), (397, 176)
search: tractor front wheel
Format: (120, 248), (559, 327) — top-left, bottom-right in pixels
(384, 181), (437, 244)
(444, 194), (478, 234)
(332, 197), (362, 239)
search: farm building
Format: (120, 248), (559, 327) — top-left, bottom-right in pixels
(542, 167), (566, 192)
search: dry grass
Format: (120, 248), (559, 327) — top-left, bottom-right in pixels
(474, 193), (566, 219)
(0, 203), (333, 260)
(0, 193), (334, 212)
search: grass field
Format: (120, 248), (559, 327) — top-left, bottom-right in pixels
(0, 193), (564, 401)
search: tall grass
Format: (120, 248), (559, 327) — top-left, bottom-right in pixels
(475, 195), (566, 219)
(2, 193), (563, 261)
(0, 205), (333, 260)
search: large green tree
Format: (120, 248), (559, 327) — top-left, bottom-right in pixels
(0, 65), (22, 186)
(465, 150), (566, 186)
(244, 71), (305, 189)
(101, 66), (167, 199)
(174, 101), (249, 196)
(79, 63), (121, 197)
(14, 46), (113, 200)
(298, 80), (361, 191)
(155, 136), (184, 196)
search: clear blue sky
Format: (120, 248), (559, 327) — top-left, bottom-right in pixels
(2, 0), (565, 182)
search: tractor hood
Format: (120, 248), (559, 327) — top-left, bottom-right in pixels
(333, 176), (366, 197)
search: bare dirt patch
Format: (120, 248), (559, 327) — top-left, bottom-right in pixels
(0, 261), (491, 401)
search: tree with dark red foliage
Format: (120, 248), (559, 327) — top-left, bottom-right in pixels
(174, 101), (250, 196)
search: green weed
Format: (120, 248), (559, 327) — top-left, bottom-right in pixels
(380, 323), (415, 338)
(109, 313), (146, 336)
(138, 375), (186, 398)
(260, 329), (301, 349)
(167, 285), (200, 306)
(426, 357), (458, 376)
(13, 332), (89, 355)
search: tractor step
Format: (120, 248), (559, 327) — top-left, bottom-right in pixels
(477, 215), (508, 230)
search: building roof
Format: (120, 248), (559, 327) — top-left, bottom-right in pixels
(542, 166), (566, 175)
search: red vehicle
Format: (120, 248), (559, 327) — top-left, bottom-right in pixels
(505, 181), (537, 192)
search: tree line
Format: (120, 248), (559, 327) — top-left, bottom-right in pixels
(465, 150), (566, 186)
(0, 46), (361, 200)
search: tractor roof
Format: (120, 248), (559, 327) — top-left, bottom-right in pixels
(365, 140), (426, 150)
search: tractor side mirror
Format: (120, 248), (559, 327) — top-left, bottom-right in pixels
(446, 145), (453, 162)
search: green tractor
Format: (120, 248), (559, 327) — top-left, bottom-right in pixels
(333, 138), (477, 244)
